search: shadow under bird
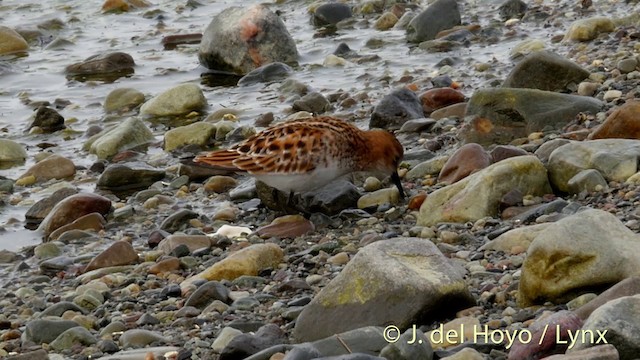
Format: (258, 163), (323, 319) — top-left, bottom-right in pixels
(192, 116), (405, 205)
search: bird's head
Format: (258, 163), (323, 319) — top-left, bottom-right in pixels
(362, 129), (405, 198)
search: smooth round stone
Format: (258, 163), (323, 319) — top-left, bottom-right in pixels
(50, 326), (97, 351)
(73, 293), (103, 310)
(327, 252), (350, 265)
(577, 81), (598, 96)
(617, 58), (638, 74)
(0, 139), (27, 163)
(119, 329), (168, 348)
(34, 242), (62, 259)
(231, 296), (260, 311)
(305, 275), (323, 286)
(204, 176), (238, 193)
(15, 287), (37, 299)
(100, 321), (127, 337)
(603, 90), (622, 101)
(362, 177), (382, 192)
(211, 326), (243, 353)
(104, 88), (145, 113)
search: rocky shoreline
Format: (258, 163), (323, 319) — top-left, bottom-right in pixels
(2, 0), (640, 359)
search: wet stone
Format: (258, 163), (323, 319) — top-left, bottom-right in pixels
(219, 323), (287, 360)
(97, 163), (165, 192)
(406, 0), (461, 43)
(23, 319), (80, 345)
(50, 326), (98, 351)
(38, 193), (112, 240)
(65, 51), (135, 81)
(237, 62), (293, 86)
(119, 329), (168, 348)
(184, 281), (230, 309)
(198, 4), (298, 74)
(104, 87), (145, 113)
(30, 106), (65, 132)
(312, 3), (353, 27)
(370, 87), (423, 130)
(24, 187), (78, 229)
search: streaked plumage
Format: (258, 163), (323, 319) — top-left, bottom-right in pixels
(194, 116), (405, 197)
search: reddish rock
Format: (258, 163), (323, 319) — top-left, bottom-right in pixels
(419, 88), (466, 115)
(508, 310), (584, 360)
(102, 0), (150, 13)
(149, 257), (181, 275)
(48, 213), (106, 241)
(490, 145), (529, 163)
(591, 101), (640, 140)
(255, 215), (314, 238)
(19, 154), (76, 183)
(158, 235), (211, 255)
(84, 240), (139, 273)
(408, 192), (427, 210)
(39, 193), (112, 240)
(438, 143), (492, 184)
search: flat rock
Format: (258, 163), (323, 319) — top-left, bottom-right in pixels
(140, 83), (207, 117)
(237, 62), (293, 86)
(502, 50), (590, 92)
(119, 329), (168, 348)
(96, 163), (165, 192)
(547, 139), (640, 193)
(199, 4), (298, 74)
(418, 155), (551, 226)
(157, 235), (212, 255)
(293, 237), (474, 342)
(84, 240), (138, 272)
(181, 243), (283, 290)
(65, 52), (134, 81)
(164, 122), (217, 151)
(50, 326), (98, 351)
(519, 209), (640, 306)
(23, 319), (80, 345)
(85, 117), (154, 159)
(462, 88), (603, 146)
(19, 154), (76, 183)
(563, 17), (615, 42)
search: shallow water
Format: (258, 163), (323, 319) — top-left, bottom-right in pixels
(0, 0), (636, 250)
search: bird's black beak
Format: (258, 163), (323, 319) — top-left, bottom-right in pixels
(391, 170), (405, 199)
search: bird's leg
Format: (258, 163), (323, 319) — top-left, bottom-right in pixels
(391, 170), (406, 200)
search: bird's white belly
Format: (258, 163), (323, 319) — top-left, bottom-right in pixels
(254, 165), (347, 193)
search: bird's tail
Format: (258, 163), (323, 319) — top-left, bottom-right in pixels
(191, 149), (241, 171)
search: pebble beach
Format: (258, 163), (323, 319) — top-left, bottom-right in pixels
(2, 0), (640, 359)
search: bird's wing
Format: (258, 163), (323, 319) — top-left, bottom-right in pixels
(194, 121), (326, 175)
